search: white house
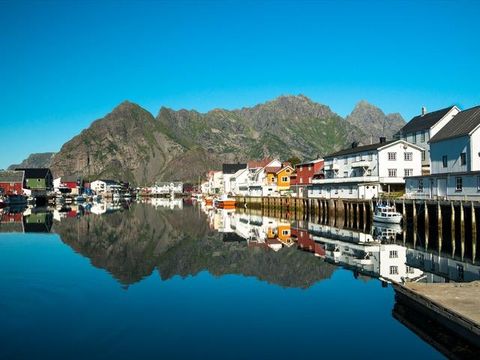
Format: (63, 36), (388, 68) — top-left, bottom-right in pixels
(149, 182), (183, 195)
(395, 106), (459, 174)
(229, 168), (250, 196)
(309, 139), (423, 200)
(405, 105), (480, 200)
(221, 163), (247, 194)
(232, 158), (282, 197)
(90, 180), (121, 194)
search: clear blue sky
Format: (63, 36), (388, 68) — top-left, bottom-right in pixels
(1, 0), (479, 169)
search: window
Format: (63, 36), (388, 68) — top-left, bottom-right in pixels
(308, 177), (312, 183)
(389, 250), (398, 258)
(442, 155), (448, 168)
(368, 153), (373, 161)
(406, 266), (415, 274)
(299, 178), (303, 184)
(334, 188), (338, 194)
(390, 266), (398, 275)
(367, 169), (372, 176)
(461, 152), (467, 166)
(344, 171), (348, 178)
(308, 166), (312, 171)
(282, 230), (289, 236)
(404, 169), (413, 177)
(456, 177), (463, 192)
(418, 179), (423, 191)
(421, 131), (425, 142)
(356, 155), (360, 162)
(349, 186), (353, 194)
(388, 152), (396, 161)
(388, 169), (397, 177)
(281, 176), (289, 182)
(422, 150), (426, 161)
(404, 152), (412, 161)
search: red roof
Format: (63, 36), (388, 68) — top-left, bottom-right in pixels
(248, 157), (273, 169)
(264, 166), (281, 173)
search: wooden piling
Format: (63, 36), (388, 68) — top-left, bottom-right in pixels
(460, 202), (465, 260)
(472, 202), (477, 263)
(424, 201), (429, 250)
(437, 202), (442, 254)
(451, 202), (456, 258)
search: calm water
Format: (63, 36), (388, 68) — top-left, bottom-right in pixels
(0, 200), (478, 359)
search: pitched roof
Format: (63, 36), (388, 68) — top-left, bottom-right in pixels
(248, 158), (273, 169)
(15, 168), (51, 178)
(326, 141), (395, 158)
(430, 105), (480, 143)
(264, 166), (281, 173)
(222, 163), (247, 174)
(399, 106), (455, 134)
(296, 159), (323, 167)
(0, 170), (24, 183)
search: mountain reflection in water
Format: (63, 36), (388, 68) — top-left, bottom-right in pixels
(1, 199), (479, 288)
(2, 199), (480, 359)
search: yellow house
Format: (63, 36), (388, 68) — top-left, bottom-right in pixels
(277, 223), (294, 247)
(276, 165), (294, 191)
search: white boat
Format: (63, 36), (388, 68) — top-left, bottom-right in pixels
(373, 202), (403, 224)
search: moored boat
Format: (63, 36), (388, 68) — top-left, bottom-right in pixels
(214, 195), (236, 209)
(373, 202), (402, 224)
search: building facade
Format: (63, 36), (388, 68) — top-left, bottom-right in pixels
(309, 139), (422, 199)
(394, 106), (459, 174)
(405, 105), (480, 200)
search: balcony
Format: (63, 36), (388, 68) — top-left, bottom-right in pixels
(325, 164), (340, 171)
(351, 160), (372, 168)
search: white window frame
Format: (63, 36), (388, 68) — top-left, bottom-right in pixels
(388, 152), (396, 161)
(404, 152), (412, 161)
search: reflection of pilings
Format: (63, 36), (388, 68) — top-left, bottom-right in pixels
(424, 201), (429, 250)
(437, 202), (442, 254)
(460, 202), (465, 260)
(451, 202), (456, 258)
(472, 202), (477, 263)
(362, 202), (367, 232)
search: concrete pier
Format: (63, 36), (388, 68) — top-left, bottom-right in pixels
(393, 281), (480, 347)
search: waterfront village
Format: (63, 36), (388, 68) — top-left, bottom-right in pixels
(1, 103), (480, 351)
(1, 103), (480, 206)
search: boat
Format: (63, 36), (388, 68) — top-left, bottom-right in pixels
(214, 195), (236, 209)
(373, 202), (403, 224)
(373, 223), (402, 242)
(204, 196), (214, 206)
(4, 194), (28, 206)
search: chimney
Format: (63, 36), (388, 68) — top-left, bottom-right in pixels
(379, 137), (386, 144)
(421, 106), (427, 116)
(351, 141), (358, 148)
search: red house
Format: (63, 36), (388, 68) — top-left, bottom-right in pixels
(291, 159), (324, 197)
(0, 170), (24, 196)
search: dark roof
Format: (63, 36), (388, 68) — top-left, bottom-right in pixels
(326, 141), (395, 158)
(0, 170), (24, 182)
(430, 106), (480, 143)
(222, 163), (247, 174)
(15, 168), (51, 178)
(399, 106), (455, 134)
(296, 159), (323, 167)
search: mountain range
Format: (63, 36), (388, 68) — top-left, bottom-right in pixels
(13, 95), (405, 185)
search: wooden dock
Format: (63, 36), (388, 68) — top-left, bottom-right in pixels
(393, 281), (480, 347)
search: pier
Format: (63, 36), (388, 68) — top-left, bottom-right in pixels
(393, 281), (480, 348)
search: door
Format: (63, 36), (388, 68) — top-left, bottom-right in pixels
(437, 178), (447, 198)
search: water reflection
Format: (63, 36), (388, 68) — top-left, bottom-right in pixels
(1, 199), (479, 287)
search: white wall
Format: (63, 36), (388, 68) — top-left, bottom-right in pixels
(430, 136), (470, 174)
(378, 142), (422, 180)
